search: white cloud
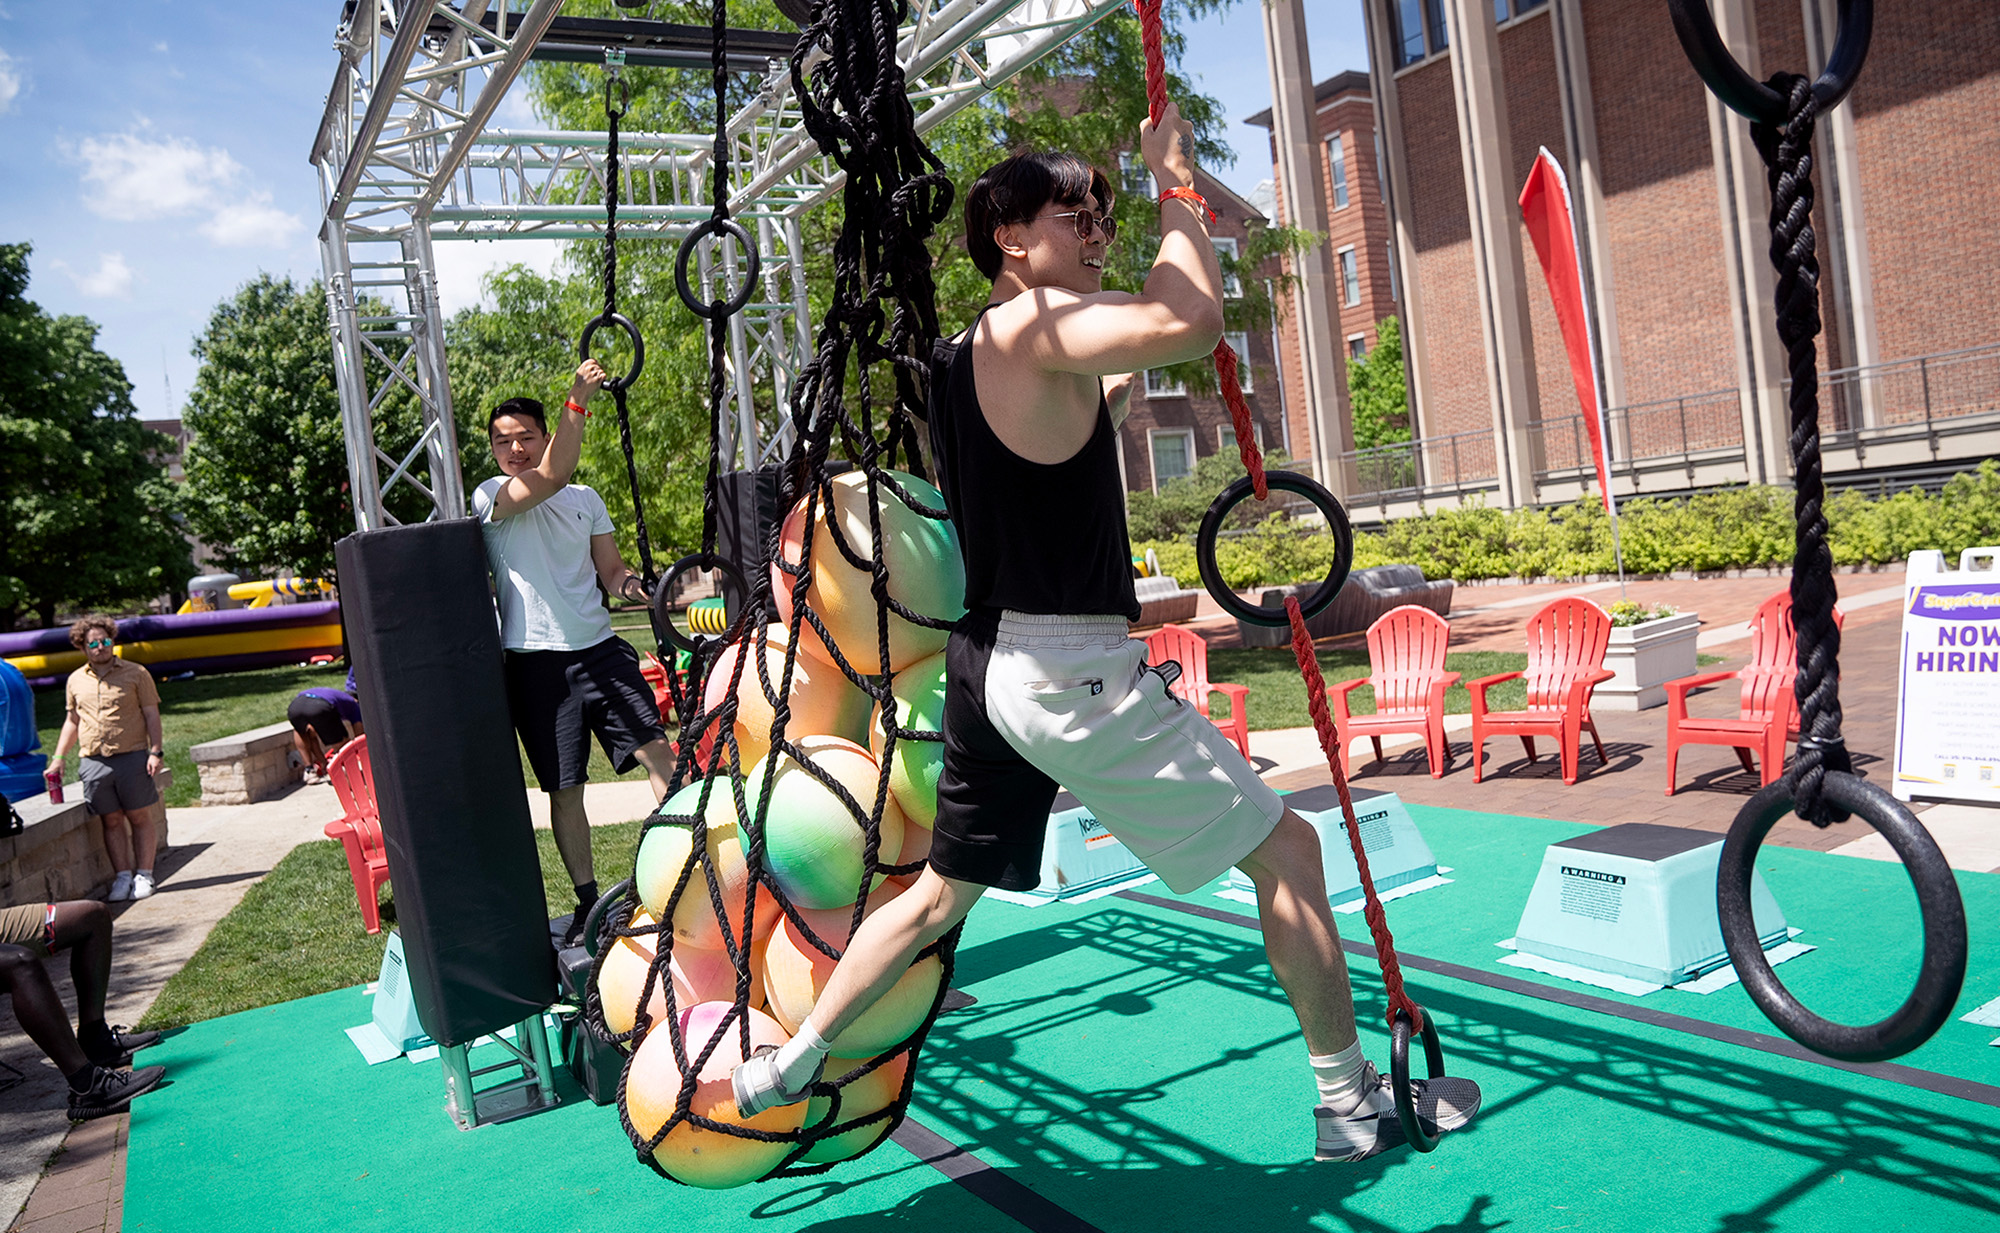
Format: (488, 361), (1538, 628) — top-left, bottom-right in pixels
(70, 128), (303, 247)
(0, 47), (21, 114)
(430, 239), (563, 316)
(50, 252), (136, 300)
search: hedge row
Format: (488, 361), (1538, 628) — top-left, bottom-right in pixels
(1139, 460), (2000, 590)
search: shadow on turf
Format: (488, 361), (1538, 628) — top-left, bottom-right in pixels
(899, 907), (2000, 1233)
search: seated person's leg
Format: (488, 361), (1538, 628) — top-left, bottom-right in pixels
(47, 900), (159, 1065)
(1, 939), (87, 1075)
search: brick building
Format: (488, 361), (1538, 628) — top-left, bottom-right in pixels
(1271, 2), (2000, 515)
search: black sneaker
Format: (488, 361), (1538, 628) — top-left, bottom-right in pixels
(68, 1065), (166, 1121)
(562, 909), (589, 950)
(82, 1024), (162, 1069)
(1314, 1062), (1482, 1162)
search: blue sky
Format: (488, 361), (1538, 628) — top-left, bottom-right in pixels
(0, 1), (1365, 423)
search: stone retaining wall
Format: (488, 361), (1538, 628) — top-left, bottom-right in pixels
(190, 721), (302, 806)
(0, 769), (174, 908)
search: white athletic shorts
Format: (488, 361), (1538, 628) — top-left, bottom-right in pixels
(929, 609), (1283, 894)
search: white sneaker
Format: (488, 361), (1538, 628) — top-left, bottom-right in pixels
(1314, 1062), (1482, 1162)
(731, 1045), (823, 1119)
(107, 872), (134, 903)
(131, 872), (156, 900)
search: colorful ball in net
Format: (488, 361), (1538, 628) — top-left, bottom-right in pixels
(625, 1001), (804, 1189)
(746, 735), (906, 912)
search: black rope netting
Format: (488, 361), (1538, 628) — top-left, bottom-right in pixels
(578, 0), (960, 1185)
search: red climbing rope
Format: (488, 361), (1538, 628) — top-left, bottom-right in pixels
(1134, 0), (1266, 502)
(1135, 0), (1420, 1034)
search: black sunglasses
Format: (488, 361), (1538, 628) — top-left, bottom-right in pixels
(1042, 209), (1118, 243)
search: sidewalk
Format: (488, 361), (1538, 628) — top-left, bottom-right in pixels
(2, 779), (659, 1232)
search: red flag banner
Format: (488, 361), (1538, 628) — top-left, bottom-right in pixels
(1519, 148), (1616, 513)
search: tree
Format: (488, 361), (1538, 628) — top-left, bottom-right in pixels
(178, 275), (436, 580)
(1347, 315), (1410, 449)
(0, 244), (191, 630)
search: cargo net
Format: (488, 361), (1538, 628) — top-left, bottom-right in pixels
(579, 0), (959, 1189)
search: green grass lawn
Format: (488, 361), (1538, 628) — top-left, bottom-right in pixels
(138, 819), (646, 1030)
(35, 662), (647, 807)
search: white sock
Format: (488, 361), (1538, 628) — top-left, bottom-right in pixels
(1309, 1040), (1373, 1114)
(138, 868), (153, 879)
(773, 1018), (832, 1092)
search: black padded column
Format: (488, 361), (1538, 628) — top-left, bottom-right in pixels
(336, 519), (553, 1046)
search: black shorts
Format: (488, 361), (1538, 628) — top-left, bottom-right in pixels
(504, 636), (667, 792)
(287, 694), (346, 746)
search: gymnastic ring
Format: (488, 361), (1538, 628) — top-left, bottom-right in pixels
(1389, 1005), (1445, 1154)
(579, 311), (645, 392)
(1717, 770), (1966, 1062)
(1194, 470), (1352, 627)
(1667, 0), (1871, 125)
(654, 552), (750, 655)
(675, 216), (763, 320)
(581, 878), (636, 960)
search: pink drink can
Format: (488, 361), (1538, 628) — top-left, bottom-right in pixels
(43, 767), (62, 804)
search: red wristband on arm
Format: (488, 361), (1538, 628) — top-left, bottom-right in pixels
(1158, 186), (1216, 225)
(565, 398), (591, 418)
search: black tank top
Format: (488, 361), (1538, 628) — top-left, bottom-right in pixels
(927, 303), (1141, 622)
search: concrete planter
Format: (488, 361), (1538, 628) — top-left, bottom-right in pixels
(1598, 612), (1701, 711)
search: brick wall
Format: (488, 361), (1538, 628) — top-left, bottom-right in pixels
(1398, 57), (1490, 438)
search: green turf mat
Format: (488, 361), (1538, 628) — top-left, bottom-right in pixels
(123, 802), (2000, 1233)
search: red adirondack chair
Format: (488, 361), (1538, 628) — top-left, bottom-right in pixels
(323, 735), (390, 934)
(1143, 623), (1251, 758)
(1329, 605), (1461, 778)
(1467, 597), (1614, 784)
(1663, 591), (1845, 794)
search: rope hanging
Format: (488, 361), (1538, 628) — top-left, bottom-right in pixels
(1133, 0), (1422, 1039)
(582, 0), (960, 1184)
(593, 51), (658, 593)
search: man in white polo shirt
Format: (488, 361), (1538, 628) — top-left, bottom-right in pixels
(473, 359), (674, 945)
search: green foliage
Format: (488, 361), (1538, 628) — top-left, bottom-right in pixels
(1347, 316), (1409, 449)
(0, 244), (191, 629)
(1134, 463), (2000, 586)
(1606, 600), (1678, 627)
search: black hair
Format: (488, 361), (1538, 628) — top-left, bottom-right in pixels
(488, 397), (548, 436)
(965, 151), (1114, 280)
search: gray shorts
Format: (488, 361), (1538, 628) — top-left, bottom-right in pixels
(80, 751), (159, 817)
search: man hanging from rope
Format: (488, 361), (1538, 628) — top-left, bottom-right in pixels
(475, 359), (677, 947)
(734, 105), (1480, 1162)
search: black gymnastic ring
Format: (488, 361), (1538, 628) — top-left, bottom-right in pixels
(578, 311), (645, 392)
(1389, 1005), (1445, 1154)
(1717, 770), (1966, 1062)
(654, 552), (750, 656)
(581, 878), (636, 960)
(1668, 0), (1871, 124)
(675, 216), (763, 320)
(1194, 470), (1353, 627)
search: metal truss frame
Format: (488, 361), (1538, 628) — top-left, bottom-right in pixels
(313, 0), (1125, 532)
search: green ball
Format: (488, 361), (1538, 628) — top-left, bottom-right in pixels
(871, 650), (946, 829)
(746, 736), (906, 912)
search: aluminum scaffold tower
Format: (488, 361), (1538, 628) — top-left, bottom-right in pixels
(312, 0), (1129, 531)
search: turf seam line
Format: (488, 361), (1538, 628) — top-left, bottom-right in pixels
(891, 1119), (1107, 1233)
(1116, 889), (2000, 1109)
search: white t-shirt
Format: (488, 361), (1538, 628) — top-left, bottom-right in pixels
(472, 476), (617, 652)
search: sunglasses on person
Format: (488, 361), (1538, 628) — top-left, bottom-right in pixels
(1041, 208), (1118, 243)
(85, 638), (113, 649)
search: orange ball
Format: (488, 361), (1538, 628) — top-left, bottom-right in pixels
(626, 1002), (804, 1190)
(701, 624), (873, 769)
(636, 779), (779, 952)
(594, 910), (665, 1038)
(803, 1053), (912, 1163)
(761, 884), (943, 1058)
(771, 470), (965, 674)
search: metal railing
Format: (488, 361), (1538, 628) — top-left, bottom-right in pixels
(1815, 342), (2000, 459)
(1531, 387), (1744, 485)
(1340, 428), (1500, 507)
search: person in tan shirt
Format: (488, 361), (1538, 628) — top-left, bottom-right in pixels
(50, 617), (165, 902)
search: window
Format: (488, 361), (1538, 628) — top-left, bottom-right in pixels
(1327, 132), (1350, 210)
(1212, 236), (1242, 297)
(1348, 333), (1369, 360)
(1118, 151), (1153, 197)
(1387, 241), (1399, 302)
(1146, 368), (1187, 398)
(1494, 0), (1546, 20)
(1219, 421), (1262, 453)
(1150, 430), (1195, 488)
(1225, 332), (1252, 392)
(1338, 246), (1361, 307)
(1392, 0), (1450, 68)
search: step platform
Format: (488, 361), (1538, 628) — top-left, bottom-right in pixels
(344, 929), (433, 1065)
(1513, 823), (1789, 987)
(1226, 785), (1439, 908)
(1007, 792), (1155, 903)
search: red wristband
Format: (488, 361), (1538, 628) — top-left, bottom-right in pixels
(565, 398), (591, 418)
(1158, 186), (1216, 225)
